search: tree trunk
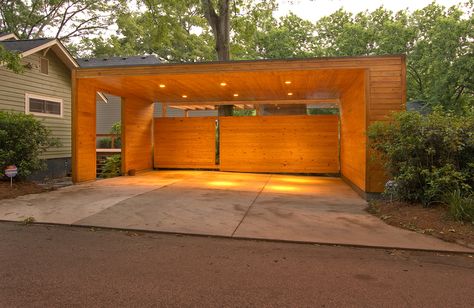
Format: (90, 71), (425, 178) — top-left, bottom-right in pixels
(201, 0), (230, 61)
(201, 0), (233, 115)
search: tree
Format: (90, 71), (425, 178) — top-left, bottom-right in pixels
(253, 13), (319, 59)
(0, 0), (117, 42)
(200, 0), (230, 61)
(77, 1), (215, 61)
(0, 46), (23, 73)
(313, 3), (474, 111)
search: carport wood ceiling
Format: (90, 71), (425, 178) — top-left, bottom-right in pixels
(79, 64), (370, 105)
(76, 57), (408, 105)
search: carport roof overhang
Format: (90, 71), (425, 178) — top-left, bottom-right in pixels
(74, 55), (404, 106)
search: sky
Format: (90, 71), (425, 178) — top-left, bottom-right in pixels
(275, 0), (464, 20)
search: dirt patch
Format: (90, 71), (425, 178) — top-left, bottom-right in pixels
(0, 180), (50, 200)
(368, 200), (474, 249)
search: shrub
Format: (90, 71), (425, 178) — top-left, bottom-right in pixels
(110, 121), (121, 148)
(368, 110), (474, 205)
(100, 154), (121, 178)
(97, 137), (112, 149)
(0, 111), (60, 177)
(443, 190), (474, 223)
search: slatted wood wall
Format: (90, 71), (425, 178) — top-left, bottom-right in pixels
(122, 97), (154, 173)
(154, 117), (218, 169)
(72, 77), (97, 182)
(340, 73), (366, 191)
(219, 115), (339, 174)
(365, 57), (406, 192)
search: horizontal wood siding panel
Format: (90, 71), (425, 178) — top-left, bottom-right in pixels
(154, 117), (217, 169)
(366, 56), (406, 192)
(0, 51), (72, 159)
(220, 115), (339, 174)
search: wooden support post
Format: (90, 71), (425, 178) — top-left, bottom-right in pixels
(122, 97), (154, 174)
(72, 77), (97, 183)
(184, 110), (189, 117)
(162, 103), (167, 117)
(256, 104), (263, 116)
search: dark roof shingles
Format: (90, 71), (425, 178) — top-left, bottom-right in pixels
(0, 38), (54, 53)
(77, 55), (160, 67)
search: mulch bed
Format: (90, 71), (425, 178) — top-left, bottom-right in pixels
(0, 180), (50, 200)
(368, 200), (474, 249)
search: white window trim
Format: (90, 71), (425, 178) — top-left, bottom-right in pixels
(25, 93), (63, 118)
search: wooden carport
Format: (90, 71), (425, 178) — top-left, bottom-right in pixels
(72, 55), (406, 194)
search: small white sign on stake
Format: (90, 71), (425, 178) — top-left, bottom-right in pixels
(4, 165), (18, 188)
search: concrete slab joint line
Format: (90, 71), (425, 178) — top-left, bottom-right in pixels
(231, 174), (273, 237)
(0, 171), (471, 253)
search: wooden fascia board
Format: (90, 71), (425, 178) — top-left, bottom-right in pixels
(0, 33), (19, 41)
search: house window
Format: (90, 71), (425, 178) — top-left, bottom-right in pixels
(40, 57), (49, 75)
(25, 93), (63, 117)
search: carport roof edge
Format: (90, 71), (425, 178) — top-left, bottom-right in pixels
(74, 54), (406, 78)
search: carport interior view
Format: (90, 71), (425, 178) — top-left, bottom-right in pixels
(73, 56), (406, 194)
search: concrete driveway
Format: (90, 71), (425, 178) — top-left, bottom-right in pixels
(0, 171), (470, 252)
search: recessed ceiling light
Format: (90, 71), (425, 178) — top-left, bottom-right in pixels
(159, 84), (166, 88)
(220, 82), (227, 86)
(285, 81), (292, 84)
(287, 92), (293, 96)
(182, 95), (188, 98)
(233, 93), (239, 97)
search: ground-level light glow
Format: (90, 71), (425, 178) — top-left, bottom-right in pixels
(208, 181), (236, 187)
(266, 185), (299, 192)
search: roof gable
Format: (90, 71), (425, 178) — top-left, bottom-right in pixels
(0, 37), (78, 69)
(0, 32), (19, 41)
(0, 38), (54, 52)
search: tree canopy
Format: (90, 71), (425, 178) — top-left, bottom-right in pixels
(0, 1), (472, 111)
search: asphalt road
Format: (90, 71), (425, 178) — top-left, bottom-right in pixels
(0, 222), (473, 307)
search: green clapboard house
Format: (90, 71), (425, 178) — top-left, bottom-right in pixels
(0, 32), (78, 179)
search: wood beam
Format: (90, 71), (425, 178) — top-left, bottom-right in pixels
(167, 98), (340, 106)
(168, 105), (188, 110)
